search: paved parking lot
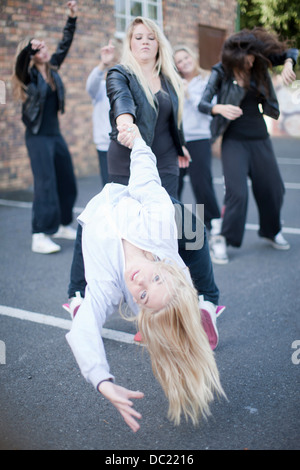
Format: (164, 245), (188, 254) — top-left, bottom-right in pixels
(0, 137), (299, 451)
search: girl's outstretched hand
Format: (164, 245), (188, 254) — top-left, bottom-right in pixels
(67, 1), (77, 17)
(98, 380), (144, 432)
(281, 59), (296, 86)
(117, 123), (142, 149)
(30, 39), (44, 52)
(100, 40), (116, 68)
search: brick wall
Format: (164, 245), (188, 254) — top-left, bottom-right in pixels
(163, 0), (237, 46)
(0, 0), (237, 191)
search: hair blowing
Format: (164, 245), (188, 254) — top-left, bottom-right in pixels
(137, 261), (226, 425)
(221, 27), (288, 92)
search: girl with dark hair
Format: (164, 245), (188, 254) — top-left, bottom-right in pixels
(12, 2), (78, 254)
(199, 28), (298, 264)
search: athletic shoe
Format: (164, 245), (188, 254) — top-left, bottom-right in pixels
(32, 233), (61, 254)
(201, 309), (219, 350)
(209, 235), (228, 264)
(134, 331), (143, 343)
(210, 218), (222, 236)
(216, 305), (226, 317)
(263, 231), (290, 250)
(134, 301), (226, 349)
(62, 291), (82, 319)
(199, 295), (226, 350)
(53, 224), (77, 240)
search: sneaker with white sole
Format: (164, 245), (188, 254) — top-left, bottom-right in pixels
(53, 224), (77, 240)
(263, 231), (290, 251)
(32, 233), (61, 254)
(209, 234), (228, 264)
(62, 291), (83, 319)
(210, 218), (222, 236)
(198, 295), (226, 350)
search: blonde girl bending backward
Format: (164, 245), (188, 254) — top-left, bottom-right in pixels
(66, 123), (226, 432)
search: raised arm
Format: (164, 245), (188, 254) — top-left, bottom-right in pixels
(50, 1), (77, 68)
(117, 123), (173, 208)
(86, 66), (106, 100)
(15, 42), (35, 85)
(272, 49), (299, 86)
(86, 40), (117, 100)
(265, 48), (298, 85)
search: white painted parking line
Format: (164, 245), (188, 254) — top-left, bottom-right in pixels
(245, 223), (300, 235)
(0, 199), (32, 209)
(213, 178), (300, 190)
(277, 158), (300, 165)
(0, 305), (136, 345)
(1, 196), (300, 234)
(284, 182), (300, 190)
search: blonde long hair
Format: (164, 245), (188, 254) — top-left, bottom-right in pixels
(121, 17), (184, 126)
(130, 260), (226, 425)
(173, 44), (210, 79)
(11, 38), (31, 102)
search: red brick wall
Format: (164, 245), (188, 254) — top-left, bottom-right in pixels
(163, 0), (237, 46)
(0, 0), (237, 191)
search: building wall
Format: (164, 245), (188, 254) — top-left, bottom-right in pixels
(163, 0), (237, 47)
(0, 0), (237, 191)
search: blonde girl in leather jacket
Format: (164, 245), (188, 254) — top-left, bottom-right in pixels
(12, 1), (78, 254)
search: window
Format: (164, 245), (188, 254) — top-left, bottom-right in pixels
(115, 0), (163, 37)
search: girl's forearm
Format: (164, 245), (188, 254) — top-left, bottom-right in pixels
(116, 113), (134, 126)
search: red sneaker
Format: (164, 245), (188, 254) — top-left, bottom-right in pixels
(201, 308), (219, 351)
(134, 331), (143, 342)
(216, 305), (226, 318)
(62, 292), (82, 319)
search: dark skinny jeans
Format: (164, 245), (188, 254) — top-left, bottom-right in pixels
(68, 196), (219, 306)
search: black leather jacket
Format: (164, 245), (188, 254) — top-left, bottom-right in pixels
(106, 64), (185, 155)
(199, 48), (299, 142)
(15, 16), (77, 134)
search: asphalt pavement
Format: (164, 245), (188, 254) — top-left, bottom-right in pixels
(0, 137), (299, 451)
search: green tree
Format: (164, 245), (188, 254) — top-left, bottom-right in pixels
(238, 0), (300, 49)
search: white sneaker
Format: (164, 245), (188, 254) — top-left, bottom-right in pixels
(32, 233), (61, 254)
(264, 231), (290, 250)
(53, 224), (77, 240)
(209, 235), (228, 264)
(210, 218), (222, 236)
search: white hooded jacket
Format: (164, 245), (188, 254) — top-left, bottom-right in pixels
(66, 138), (191, 389)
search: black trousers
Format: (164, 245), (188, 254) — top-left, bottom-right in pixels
(68, 197), (219, 306)
(221, 137), (285, 247)
(109, 173), (179, 200)
(178, 139), (221, 229)
(97, 150), (109, 187)
(25, 133), (77, 234)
